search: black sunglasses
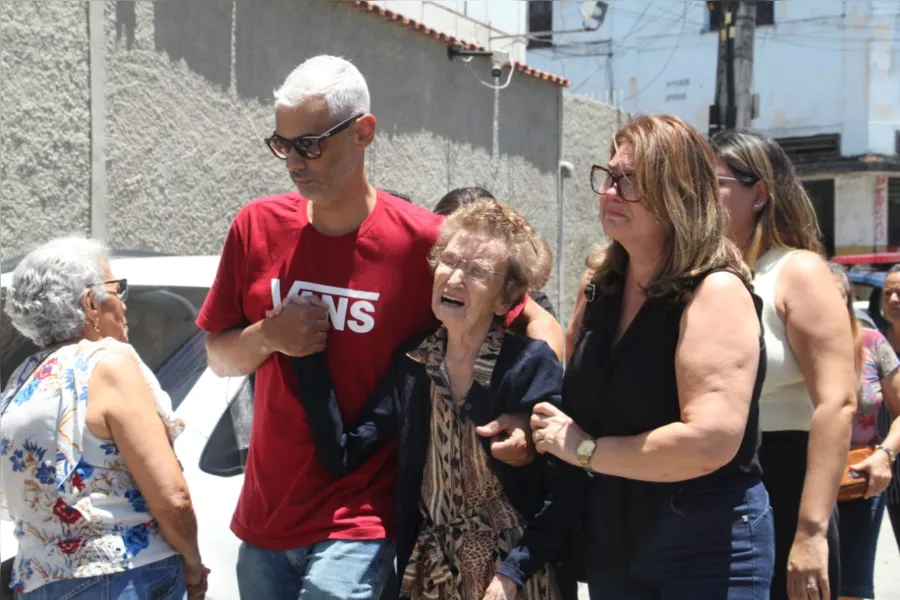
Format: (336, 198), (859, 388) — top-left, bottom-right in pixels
(264, 113), (364, 161)
(88, 278), (128, 301)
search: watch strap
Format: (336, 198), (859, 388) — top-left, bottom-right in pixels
(876, 445), (897, 465)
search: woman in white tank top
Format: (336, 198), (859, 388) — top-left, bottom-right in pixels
(711, 130), (858, 600)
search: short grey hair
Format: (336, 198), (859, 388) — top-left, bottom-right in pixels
(5, 237), (110, 347)
(273, 55), (370, 118)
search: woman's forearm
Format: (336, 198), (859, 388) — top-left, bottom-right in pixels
(588, 421), (741, 482)
(151, 490), (202, 566)
(880, 416), (900, 456)
(797, 400), (856, 534)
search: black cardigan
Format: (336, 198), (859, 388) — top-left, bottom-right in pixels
(293, 331), (587, 590)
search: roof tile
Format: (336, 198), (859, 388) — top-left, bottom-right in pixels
(343, 0), (570, 87)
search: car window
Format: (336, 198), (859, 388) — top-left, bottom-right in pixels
(1, 286), (209, 411)
(125, 287), (208, 372)
(200, 374), (254, 478)
(0, 309), (39, 389)
(155, 330), (207, 411)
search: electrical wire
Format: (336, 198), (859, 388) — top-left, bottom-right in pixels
(570, 0), (703, 94)
(461, 56), (515, 91)
(623, 1), (691, 103)
(608, 0), (658, 55)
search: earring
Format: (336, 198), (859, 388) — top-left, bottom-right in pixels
(93, 320), (100, 333)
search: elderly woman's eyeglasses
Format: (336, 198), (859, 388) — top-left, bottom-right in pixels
(88, 279), (128, 301)
(437, 251), (505, 283)
(264, 113), (364, 161)
(591, 165), (638, 202)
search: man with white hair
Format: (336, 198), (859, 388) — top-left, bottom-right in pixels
(197, 55), (561, 599)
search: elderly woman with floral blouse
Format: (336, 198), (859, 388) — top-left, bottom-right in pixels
(0, 237), (208, 599)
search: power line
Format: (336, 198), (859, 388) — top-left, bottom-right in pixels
(608, 0), (658, 54)
(623, 1), (691, 103)
(569, 0), (659, 93)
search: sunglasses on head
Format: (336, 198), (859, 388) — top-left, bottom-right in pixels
(264, 113), (364, 160)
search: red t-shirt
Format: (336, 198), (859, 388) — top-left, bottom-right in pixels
(196, 190), (441, 549)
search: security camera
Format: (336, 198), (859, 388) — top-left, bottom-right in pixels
(491, 49), (510, 79)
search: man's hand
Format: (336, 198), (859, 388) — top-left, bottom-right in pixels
(262, 295), (329, 357)
(476, 413), (536, 467)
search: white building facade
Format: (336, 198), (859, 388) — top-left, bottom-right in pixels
(521, 0), (900, 256)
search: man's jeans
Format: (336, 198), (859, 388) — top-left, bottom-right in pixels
(236, 540), (395, 600)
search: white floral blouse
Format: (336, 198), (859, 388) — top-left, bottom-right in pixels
(0, 338), (184, 593)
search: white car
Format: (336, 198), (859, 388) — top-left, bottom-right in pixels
(0, 253), (247, 600)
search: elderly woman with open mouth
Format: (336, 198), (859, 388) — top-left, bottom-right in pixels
(295, 198), (586, 600)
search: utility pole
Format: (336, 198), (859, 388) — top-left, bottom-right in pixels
(708, 1), (756, 136)
(733, 1), (757, 128)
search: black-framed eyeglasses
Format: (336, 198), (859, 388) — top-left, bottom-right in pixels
(264, 113), (364, 160)
(436, 250), (505, 283)
(88, 279), (128, 301)
(591, 164), (638, 202)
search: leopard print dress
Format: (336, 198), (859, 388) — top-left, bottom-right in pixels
(400, 328), (560, 600)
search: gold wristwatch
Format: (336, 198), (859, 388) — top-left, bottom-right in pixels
(576, 439), (597, 473)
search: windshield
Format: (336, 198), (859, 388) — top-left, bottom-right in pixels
(1, 286), (208, 410)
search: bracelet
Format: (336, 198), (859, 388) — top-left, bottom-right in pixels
(876, 445), (897, 465)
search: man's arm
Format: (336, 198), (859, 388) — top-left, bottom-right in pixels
(513, 296), (564, 360)
(205, 296), (329, 378)
(206, 321), (272, 378)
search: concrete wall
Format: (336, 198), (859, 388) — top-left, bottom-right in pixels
(0, 1), (92, 256)
(801, 172), (899, 255)
(869, 0), (900, 155)
(102, 0), (562, 293)
(834, 173), (877, 252)
(559, 94), (626, 323)
(4, 0), (611, 320)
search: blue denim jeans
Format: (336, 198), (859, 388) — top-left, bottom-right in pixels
(236, 539), (396, 600)
(588, 477), (775, 600)
(16, 555), (185, 600)
(838, 492), (887, 599)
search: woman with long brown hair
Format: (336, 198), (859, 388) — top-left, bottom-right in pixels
(711, 129), (858, 600)
(531, 114), (774, 598)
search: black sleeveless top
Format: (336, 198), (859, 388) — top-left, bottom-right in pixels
(562, 270), (766, 570)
